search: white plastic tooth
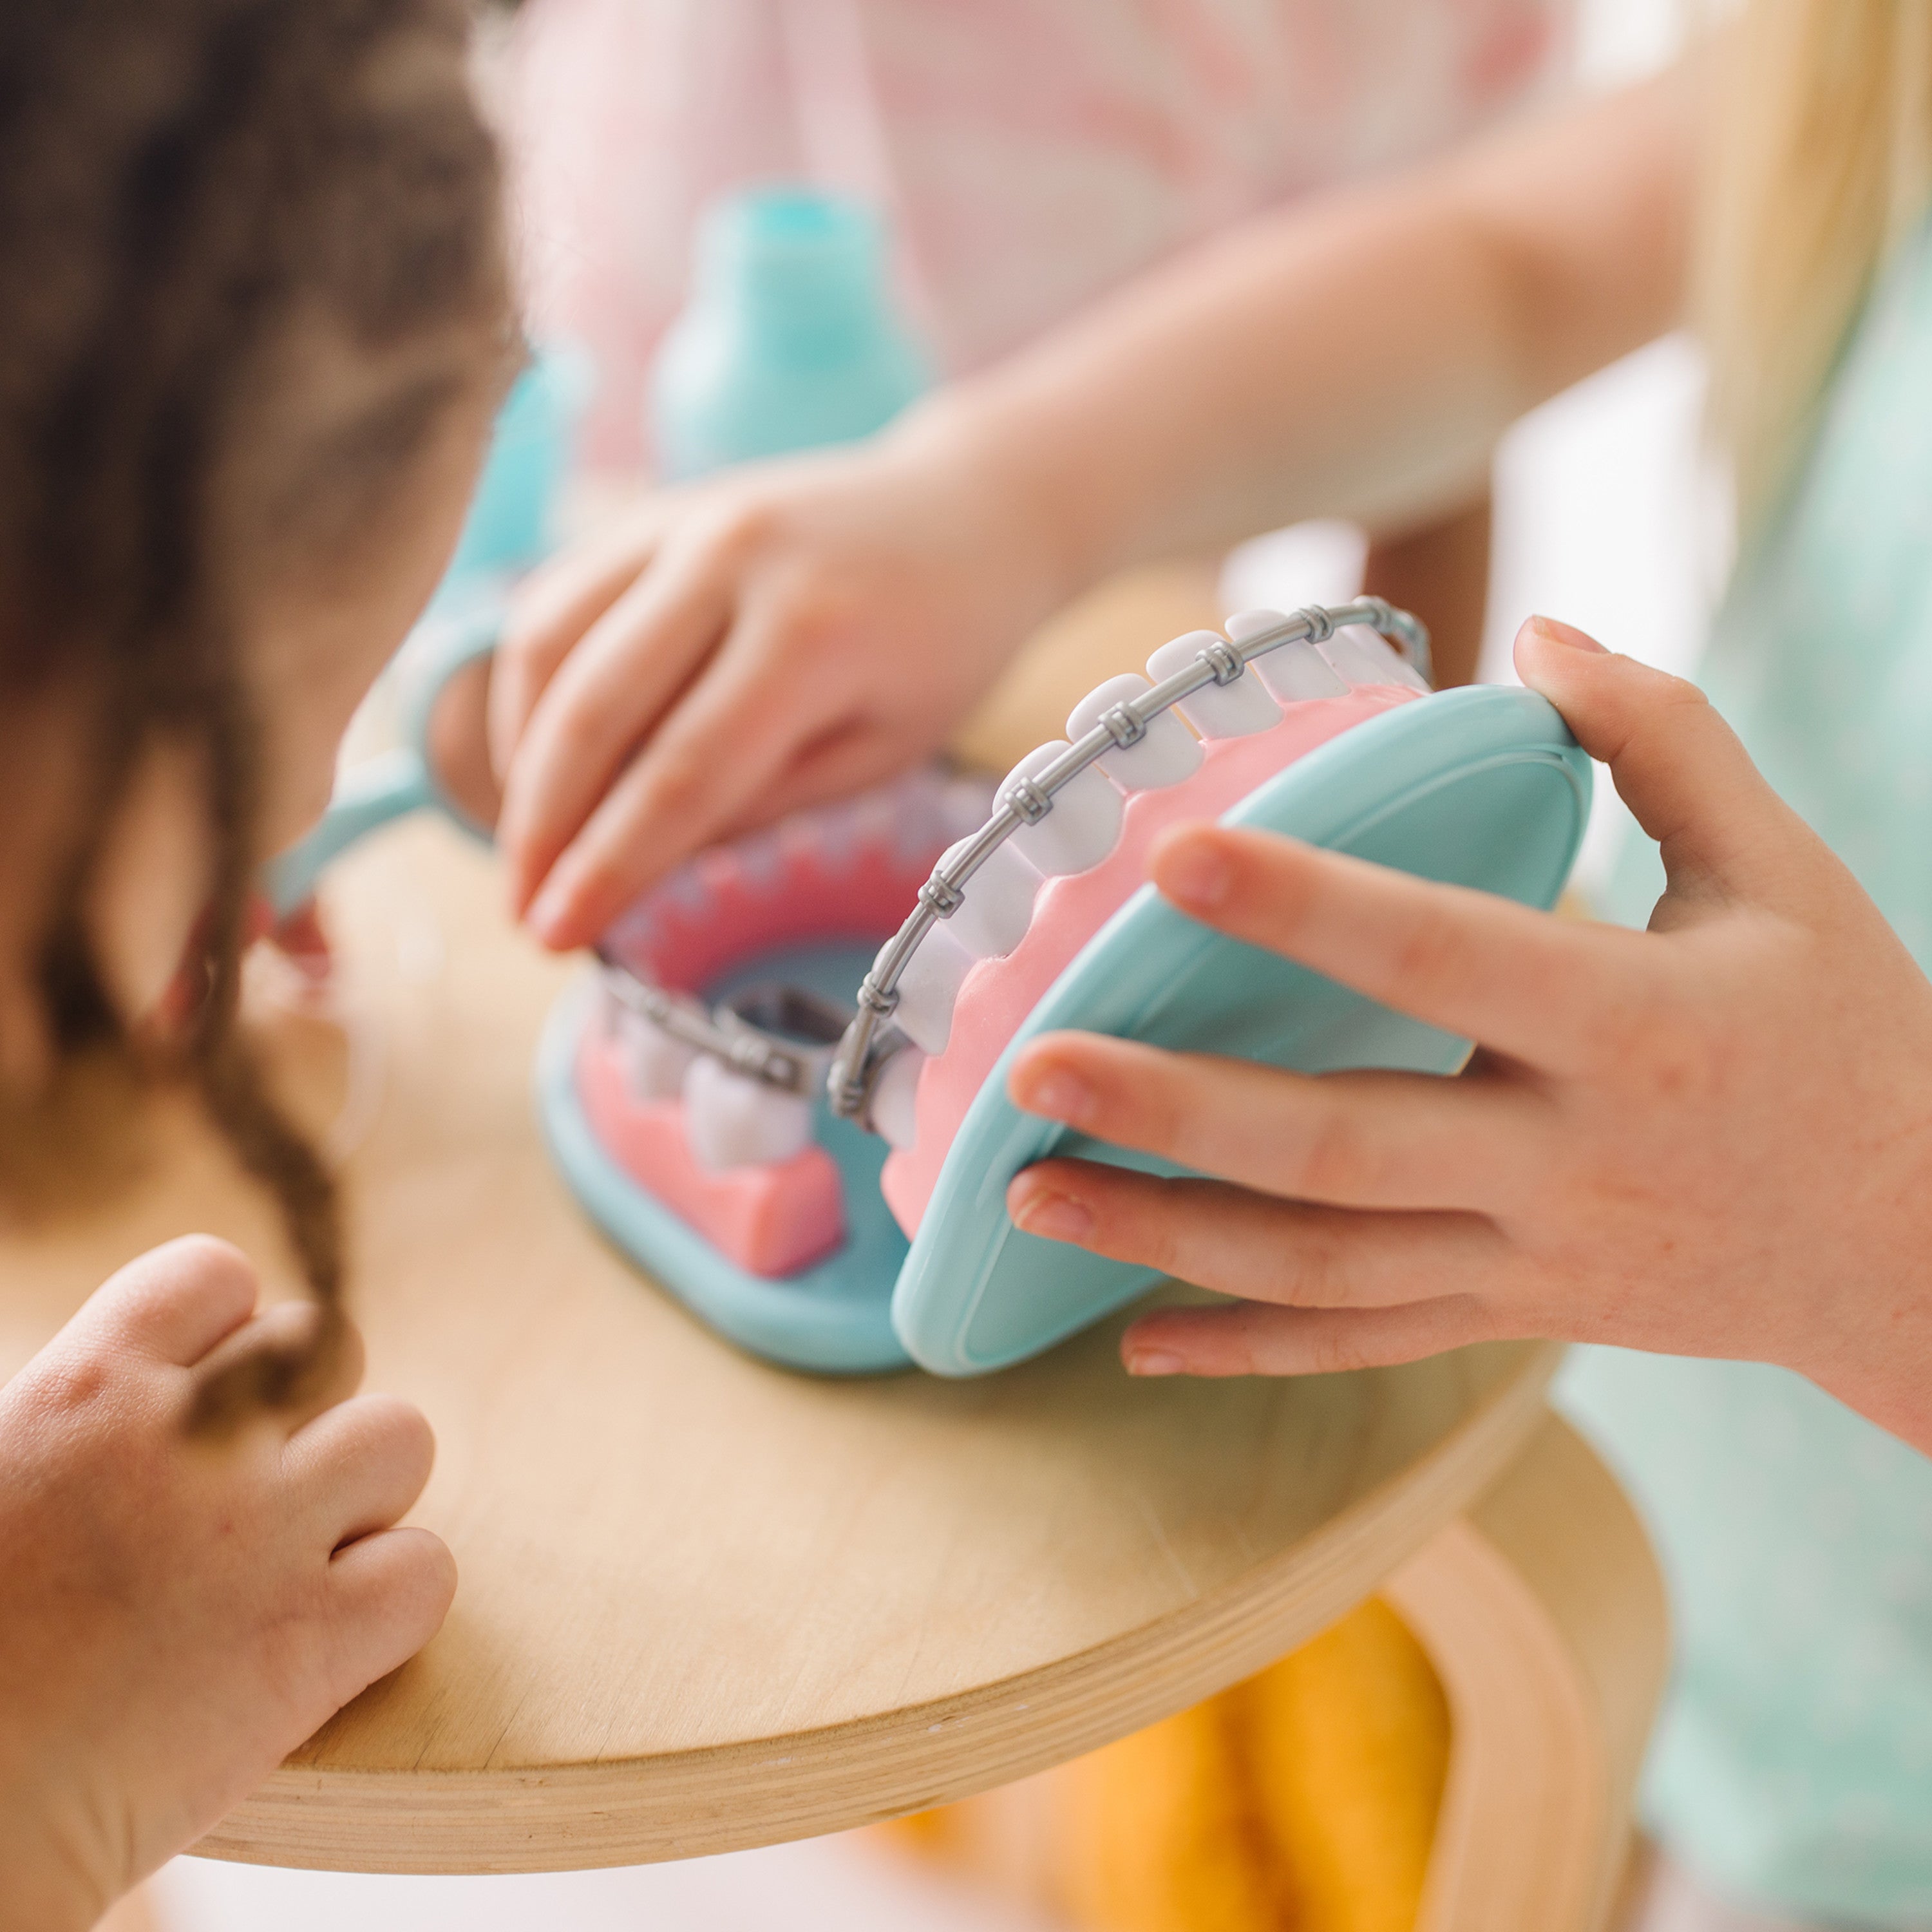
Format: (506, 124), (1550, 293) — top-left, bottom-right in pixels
(1066, 674), (1204, 791)
(887, 772), (948, 861)
(805, 801), (854, 864)
(598, 979), (626, 1039)
(1227, 607), (1349, 702)
(851, 786), (902, 848)
(870, 1045), (927, 1151)
(661, 864), (712, 914)
(889, 921), (974, 1054)
(936, 835), (1043, 960)
(620, 1005), (698, 1103)
(1320, 624), (1396, 687)
(1001, 741), (1124, 876)
(809, 789), (893, 866)
(681, 1054), (815, 1171)
(1147, 629), (1282, 739)
(939, 773), (1000, 840)
(1323, 623), (1430, 692)
(734, 827), (784, 886)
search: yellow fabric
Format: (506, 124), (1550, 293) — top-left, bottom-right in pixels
(1057, 1692), (1282, 1932)
(1243, 1598), (1451, 1932)
(890, 1596), (1450, 1932)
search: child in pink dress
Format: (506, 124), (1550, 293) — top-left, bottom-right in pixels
(505, 0), (1572, 473)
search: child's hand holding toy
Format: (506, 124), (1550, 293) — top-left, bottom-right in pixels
(1007, 617), (1932, 1455)
(488, 428), (1069, 951)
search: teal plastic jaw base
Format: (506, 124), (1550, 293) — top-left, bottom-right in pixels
(891, 683), (1589, 1376)
(532, 683), (1590, 1380)
(535, 945), (914, 1375)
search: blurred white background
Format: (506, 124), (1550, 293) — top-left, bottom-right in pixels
(146, 0), (1699, 1925)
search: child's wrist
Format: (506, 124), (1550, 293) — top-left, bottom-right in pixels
(0, 1750), (117, 1932)
(885, 387), (1105, 618)
(0, 1832), (108, 1932)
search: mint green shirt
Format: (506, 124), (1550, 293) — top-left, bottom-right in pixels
(1560, 222), (1932, 1926)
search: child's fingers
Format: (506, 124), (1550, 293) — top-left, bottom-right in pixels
(1119, 1294), (1497, 1379)
(712, 721), (911, 840)
(268, 900), (332, 979)
(1008, 1033), (1546, 1213)
(1006, 1160), (1504, 1311)
(521, 605), (840, 949)
(1148, 822), (1631, 1075)
(497, 547), (730, 923)
(73, 1235), (259, 1368)
(1513, 616), (1812, 906)
(191, 1300), (365, 1432)
(284, 1393), (435, 1551)
(489, 513), (665, 781)
(323, 1525), (457, 1705)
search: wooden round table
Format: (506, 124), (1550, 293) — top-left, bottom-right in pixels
(0, 813), (1569, 1878)
(3, 577), (1663, 1919)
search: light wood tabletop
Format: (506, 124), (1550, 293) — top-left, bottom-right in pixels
(0, 572), (1566, 1876)
(0, 813), (1561, 1876)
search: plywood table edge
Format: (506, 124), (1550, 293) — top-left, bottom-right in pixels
(1388, 1412), (1671, 1932)
(196, 1341), (1564, 1875)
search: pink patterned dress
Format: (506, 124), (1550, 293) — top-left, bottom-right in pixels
(505, 0), (1572, 472)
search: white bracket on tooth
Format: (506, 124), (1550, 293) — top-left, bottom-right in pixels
(936, 836), (1043, 959)
(1148, 629), (1281, 739)
(1002, 741), (1124, 877)
(1228, 607), (1350, 701)
(1067, 675), (1206, 790)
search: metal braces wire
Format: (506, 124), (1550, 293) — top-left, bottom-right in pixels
(594, 959), (842, 1097)
(592, 599), (1428, 1121)
(826, 598), (1430, 1125)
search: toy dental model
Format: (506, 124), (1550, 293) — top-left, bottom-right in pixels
(279, 597), (1590, 1379)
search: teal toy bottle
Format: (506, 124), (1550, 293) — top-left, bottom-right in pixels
(650, 186), (931, 480)
(441, 342), (595, 592)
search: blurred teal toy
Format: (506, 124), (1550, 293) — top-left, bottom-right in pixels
(650, 186), (930, 479)
(440, 342), (595, 595)
(269, 344), (591, 913)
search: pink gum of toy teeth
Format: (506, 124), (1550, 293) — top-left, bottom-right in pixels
(577, 775), (979, 1278)
(878, 683), (1421, 1238)
(598, 783), (976, 994)
(576, 1035), (846, 1278)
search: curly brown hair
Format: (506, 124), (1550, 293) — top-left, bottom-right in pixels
(0, 0), (511, 1418)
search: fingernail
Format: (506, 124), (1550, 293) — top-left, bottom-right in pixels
(1015, 1066), (1095, 1126)
(1525, 615), (1608, 654)
(1011, 1188), (1094, 1243)
(1157, 835), (1231, 910)
(527, 882), (574, 945)
(1126, 1349), (1184, 1376)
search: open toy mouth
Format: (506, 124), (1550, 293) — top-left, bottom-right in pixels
(575, 766), (992, 1278)
(565, 602), (1433, 1285)
(269, 587), (1585, 1377)
(538, 597), (1587, 1378)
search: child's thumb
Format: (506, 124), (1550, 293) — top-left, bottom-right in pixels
(1513, 615), (1798, 896)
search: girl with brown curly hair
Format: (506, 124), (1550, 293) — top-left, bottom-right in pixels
(0, 3), (514, 1921)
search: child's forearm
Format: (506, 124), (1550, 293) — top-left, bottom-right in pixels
(901, 72), (1693, 602)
